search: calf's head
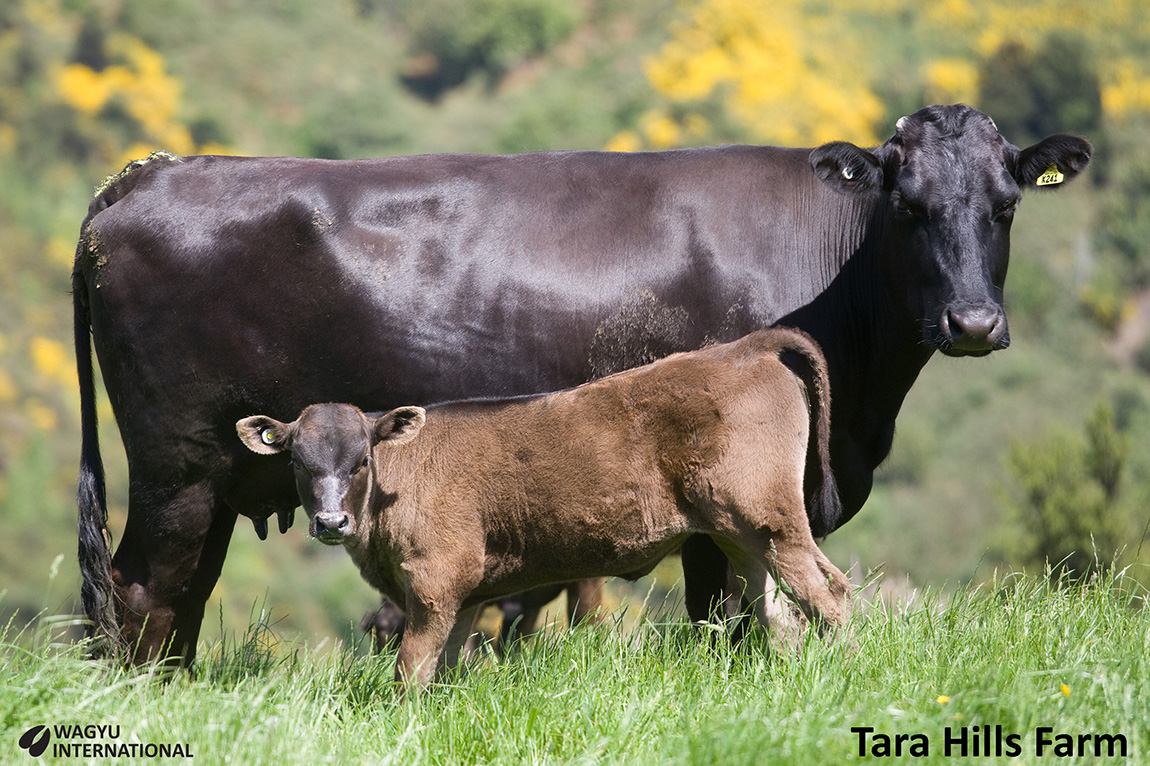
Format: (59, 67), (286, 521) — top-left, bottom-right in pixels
(810, 104), (1092, 356)
(237, 404), (427, 544)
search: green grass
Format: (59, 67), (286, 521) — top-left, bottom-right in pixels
(3, 571), (1148, 765)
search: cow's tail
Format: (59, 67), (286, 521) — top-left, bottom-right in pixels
(73, 154), (175, 656)
(776, 327), (842, 538)
(73, 220), (119, 659)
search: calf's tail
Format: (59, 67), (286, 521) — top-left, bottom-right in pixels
(776, 327), (842, 538)
(73, 226), (121, 658)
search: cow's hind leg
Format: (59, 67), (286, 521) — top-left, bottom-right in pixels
(566, 577), (605, 626)
(714, 530), (850, 650)
(111, 479), (236, 667)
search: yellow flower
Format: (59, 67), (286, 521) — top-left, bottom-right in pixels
(642, 113), (682, 150)
(27, 399), (58, 432)
(604, 130), (642, 153)
(1060, 684), (1070, 697)
(924, 58), (978, 106)
(30, 337), (74, 389)
(937, 695), (950, 703)
(56, 63), (113, 114)
(0, 367), (17, 403)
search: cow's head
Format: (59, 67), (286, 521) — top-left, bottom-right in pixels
(236, 404), (426, 545)
(809, 104), (1092, 357)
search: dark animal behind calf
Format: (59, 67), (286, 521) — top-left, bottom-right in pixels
(238, 327), (850, 691)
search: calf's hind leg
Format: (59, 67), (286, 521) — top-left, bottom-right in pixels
(767, 533), (852, 632)
(717, 531), (851, 646)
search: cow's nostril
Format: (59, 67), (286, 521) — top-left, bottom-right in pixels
(947, 306), (1000, 343)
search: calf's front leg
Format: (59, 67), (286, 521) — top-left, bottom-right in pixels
(396, 590), (465, 694)
(438, 604), (482, 676)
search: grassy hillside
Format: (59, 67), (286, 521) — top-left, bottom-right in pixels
(3, 572), (1148, 764)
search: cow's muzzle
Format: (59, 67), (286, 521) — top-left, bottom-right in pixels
(933, 303), (1010, 357)
(312, 510), (353, 545)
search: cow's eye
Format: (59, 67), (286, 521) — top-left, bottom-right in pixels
(893, 194), (925, 219)
(290, 457), (311, 475)
(993, 198), (1019, 221)
(351, 454), (370, 476)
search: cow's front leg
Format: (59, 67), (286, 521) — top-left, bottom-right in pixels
(682, 534), (743, 632)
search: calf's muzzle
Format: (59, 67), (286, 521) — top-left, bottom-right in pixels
(313, 511), (352, 545)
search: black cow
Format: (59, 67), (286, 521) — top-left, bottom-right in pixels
(73, 105), (1091, 664)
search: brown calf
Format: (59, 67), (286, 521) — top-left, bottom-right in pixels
(237, 327), (851, 691)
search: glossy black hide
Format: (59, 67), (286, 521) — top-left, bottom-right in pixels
(73, 105), (1091, 663)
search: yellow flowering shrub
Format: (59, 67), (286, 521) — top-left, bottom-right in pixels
(612, 0), (1150, 152)
(640, 0), (883, 148)
(55, 63), (114, 114)
(1102, 59), (1150, 122)
(30, 336), (75, 391)
(604, 131), (643, 153)
(55, 32), (197, 160)
(924, 59), (979, 106)
(0, 367), (16, 404)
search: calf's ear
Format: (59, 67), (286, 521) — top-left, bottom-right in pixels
(373, 406), (427, 446)
(1014, 134), (1092, 189)
(237, 415), (293, 455)
(809, 141), (883, 194)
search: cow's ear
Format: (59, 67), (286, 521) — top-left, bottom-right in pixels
(1013, 134), (1093, 190)
(237, 415), (293, 455)
(809, 141), (883, 194)
(373, 406), (426, 446)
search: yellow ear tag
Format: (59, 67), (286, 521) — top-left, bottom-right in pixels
(1036, 164), (1064, 187)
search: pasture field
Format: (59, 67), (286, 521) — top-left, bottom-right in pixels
(3, 571), (1147, 765)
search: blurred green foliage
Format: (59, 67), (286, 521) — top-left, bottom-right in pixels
(402, 0), (579, 99)
(1, 0), (1150, 642)
(998, 400), (1140, 581)
(978, 33), (1103, 149)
